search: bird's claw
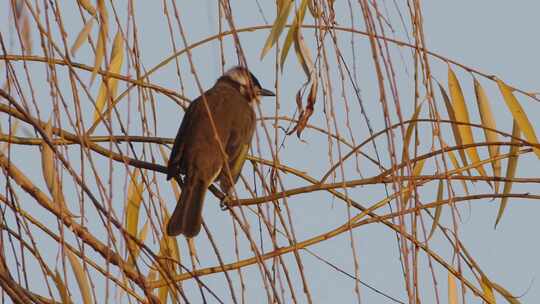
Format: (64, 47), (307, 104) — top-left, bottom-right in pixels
(220, 196), (231, 210)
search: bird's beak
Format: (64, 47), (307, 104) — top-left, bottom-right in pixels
(260, 88), (276, 97)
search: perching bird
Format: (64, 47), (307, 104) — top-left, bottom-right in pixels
(166, 66), (275, 237)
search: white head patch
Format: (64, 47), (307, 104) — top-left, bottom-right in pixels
(224, 66), (251, 87)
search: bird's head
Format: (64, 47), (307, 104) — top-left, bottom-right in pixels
(219, 66), (275, 102)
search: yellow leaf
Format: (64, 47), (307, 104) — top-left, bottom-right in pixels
(67, 251), (93, 304)
(294, 27), (315, 79)
(402, 158), (425, 207)
(491, 282), (520, 304)
(77, 0), (96, 16)
(90, 29), (105, 85)
(158, 234), (180, 303)
(260, 0), (294, 59)
(439, 82), (470, 176)
(97, 0), (109, 36)
(53, 270), (72, 304)
(158, 145), (181, 200)
(480, 275), (496, 304)
(428, 180), (444, 240)
(402, 102), (423, 162)
(93, 30), (124, 123)
(495, 121), (520, 228)
(128, 219), (149, 266)
(448, 67), (487, 177)
(41, 119), (67, 209)
(474, 79), (501, 192)
(446, 148), (470, 195)
(448, 272), (458, 304)
(279, 0), (309, 69)
(71, 17), (95, 56)
(125, 169), (143, 257)
(497, 79), (540, 159)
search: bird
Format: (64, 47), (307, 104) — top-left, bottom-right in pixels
(166, 66), (275, 237)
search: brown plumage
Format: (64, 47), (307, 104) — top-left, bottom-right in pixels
(166, 66), (275, 237)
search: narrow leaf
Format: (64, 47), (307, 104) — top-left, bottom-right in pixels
(41, 119), (67, 209)
(480, 275), (496, 304)
(491, 282), (520, 304)
(448, 272), (458, 304)
(90, 29), (105, 85)
(125, 169), (143, 240)
(402, 158), (426, 207)
(497, 79), (540, 159)
(428, 180), (444, 240)
(474, 79), (501, 192)
(439, 82), (471, 176)
(90, 0), (108, 84)
(279, 0), (309, 69)
(53, 270), (72, 304)
(71, 17), (95, 56)
(93, 30), (124, 123)
(446, 148), (470, 195)
(402, 102), (423, 162)
(294, 80), (317, 137)
(77, 0), (96, 16)
(448, 67), (487, 177)
(67, 251), (93, 304)
(495, 121), (520, 228)
(158, 235), (180, 303)
(97, 0), (108, 36)
(260, 0), (294, 59)
(294, 27), (315, 79)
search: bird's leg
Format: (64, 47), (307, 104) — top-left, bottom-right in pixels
(219, 188), (240, 210)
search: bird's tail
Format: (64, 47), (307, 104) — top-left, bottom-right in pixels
(167, 178), (208, 237)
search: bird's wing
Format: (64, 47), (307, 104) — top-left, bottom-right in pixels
(228, 143), (249, 184)
(166, 100), (197, 180)
(220, 107), (255, 193)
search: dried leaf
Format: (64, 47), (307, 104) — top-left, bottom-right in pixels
(97, 0), (108, 36)
(497, 79), (540, 159)
(308, 0), (320, 17)
(492, 281), (520, 304)
(67, 251), (93, 304)
(90, 29), (105, 85)
(295, 88), (303, 112)
(93, 30), (124, 123)
(474, 79), (501, 192)
(280, 0), (309, 69)
(428, 180), (444, 240)
(71, 17), (95, 56)
(439, 82), (470, 176)
(21, 14), (32, 54)
(53, 270), (72, 304)
(402, 158), (426, 207)
(480, 275), (496, 304)
(41, 119), (67, 209)
(158, 234), (180, 303)
(260, 0), (294, 59)
(495, 121), (520, 228)
(77, 0), (97, 15)
(446, 148), (469, 195)
(448, 67), (487, 177)
(125, 168), (143, 259)
(294, 80), (317, 137)
(402, 102), (423, 162)
(294, 27), (315, 79)
(448, 272), (458, 304)
(90, 0), (108, 84)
